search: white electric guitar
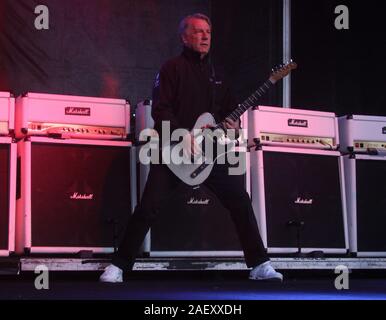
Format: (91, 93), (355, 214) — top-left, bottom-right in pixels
(162, 60), (298, 186)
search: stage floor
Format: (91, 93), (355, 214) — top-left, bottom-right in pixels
(0, 271), (386, 300)
(0, 257), (386, 300)
(17, 257), (386, 272)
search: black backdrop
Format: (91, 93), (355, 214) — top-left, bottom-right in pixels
(0, 0), (385, 116)
(292, 0), (386, 116)
(0, 0), (282, 110)
(0, 0), (210, 104)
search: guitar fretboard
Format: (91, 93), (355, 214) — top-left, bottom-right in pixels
(214, 79), (273, 131)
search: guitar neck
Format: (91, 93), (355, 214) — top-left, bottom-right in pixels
(214, 79), (274, 131)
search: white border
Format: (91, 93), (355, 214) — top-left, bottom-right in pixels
(150, 251), (244, 258)
(24, 92), (126, 105)
(0, 138), (16, 256)
(268, 248), (348, 254)
(29, 136), (132, 147)
(8, 142), (17, 253)
(261, 145), (341, 156)
(30, 247), (114, 254)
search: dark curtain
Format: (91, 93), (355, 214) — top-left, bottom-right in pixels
(292, 0), (386, 116)
(0, 0), (282, 108)
(0, 0), (209, 105)
(211, 0), (283, 106)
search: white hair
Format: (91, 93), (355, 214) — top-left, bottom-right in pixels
(178, 13), (212, 38)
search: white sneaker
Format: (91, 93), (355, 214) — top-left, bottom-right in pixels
(99, 264), (123, 283)
(249, 261), (283, 282)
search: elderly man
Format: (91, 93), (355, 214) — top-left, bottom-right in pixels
(100, 13), (283, 283)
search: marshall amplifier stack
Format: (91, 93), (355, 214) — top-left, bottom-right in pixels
(339, 115), (386, 257)
(15, 93), (136, 255)
(0, 92), (16, 256)
(249, 106), (348, 255)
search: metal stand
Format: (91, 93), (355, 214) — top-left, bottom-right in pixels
(287, 220), (307, 257)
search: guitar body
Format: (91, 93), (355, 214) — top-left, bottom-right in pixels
(162, 113), (232, 186)
(193, 112), (217, 131)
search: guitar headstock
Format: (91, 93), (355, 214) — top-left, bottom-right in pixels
(269, 60), (298, 84)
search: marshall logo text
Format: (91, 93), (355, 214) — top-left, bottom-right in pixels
(187, 198), (210, 205)
(294, 197), (313, 205)
(288, 119), (308, 128)
(65, 107), (91, 116)
(70, 192), (94, 200)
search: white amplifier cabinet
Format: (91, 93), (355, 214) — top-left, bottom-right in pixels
(339, 115), (386, 154)
(15, 93), (130, 140)
(0, 137), (17, 256)
(0, 92), (15, 136)
(343, 154), (386, 256)
(248, 106), (339, 150)
(250, 146), (348, 254)
(16, 137), (137, 254)
(135, 100), (154, 254)
(149, 148), (249, 258)
(135, 100), (154, 142)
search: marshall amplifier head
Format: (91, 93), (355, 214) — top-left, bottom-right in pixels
(16, 137), (137, 254)
(250, 146), (349, 254)
(15, 92), (130, 140)
(339, 115), (386, 154)
(248, 106), (339, 150)
(0, 92), (15, 136)
(0, 137), (16, 256)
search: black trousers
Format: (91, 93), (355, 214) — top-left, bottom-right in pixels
(112, 162), (269, 271)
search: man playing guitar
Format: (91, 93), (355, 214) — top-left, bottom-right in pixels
(100, 13), (287, 283)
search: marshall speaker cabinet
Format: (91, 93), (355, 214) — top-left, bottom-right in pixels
(0, 137), (16, 256)
(149, 183), (243, 257)
(343, 154), (386, 256)
(16, 137), (136, 254)
(149, 150), (250, 257)
(250, 146), (349, 255)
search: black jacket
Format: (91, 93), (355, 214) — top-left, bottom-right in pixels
(152, 46), (237, 135)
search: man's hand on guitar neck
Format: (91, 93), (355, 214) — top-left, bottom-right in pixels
(222, 117), (240, 139)
(201, 117), (240, 136)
